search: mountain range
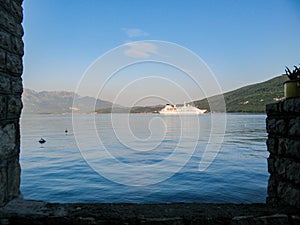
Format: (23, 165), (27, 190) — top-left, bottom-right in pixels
(22, 89), (115, 114)
(22, 75), (288, 114)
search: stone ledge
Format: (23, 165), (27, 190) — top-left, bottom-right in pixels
(266, 117), (300, 137)
(266, 98), (300, 115)
(0, 199), (299, 225)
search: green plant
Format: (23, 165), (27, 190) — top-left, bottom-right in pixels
(285, 65), (300, 80)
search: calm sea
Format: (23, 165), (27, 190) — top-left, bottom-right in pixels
(20, 113), (268, 203)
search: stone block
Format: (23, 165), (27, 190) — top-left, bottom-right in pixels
(266, 137), (277, 154)
(267, 175), (277, 197)
(0, 0), (11, 12)
(282, 98), (295, 113)
(285, 139), (300, 158)
(0, 123), (16, 156)
(255, 214), (289, 225)
(0, 7), (13, 32)
(141, 217), (184, 225)
(294, 98), (300, 113)
(267, 156), (275, 174)
(277, 101), (284, 114)
(11, 0), (23, 23)
(0, 75), (11, 93)
(0, 31), (11, 51)
(286, 160), (300, 184)
(266, 103), (279, 115)
(266, 196), (278, 206)
(291, 216), (300, 225)
(0, 4), (8, 22)
(0, 51), (5, 72)
(0, 166), (8, 206)
(277, 182), (300, 207)
(6, 53), (23, 75)
(7, 157), (20, 199)
(275, 119), (287, 135)
(0, 95), (7, 119)
(277, 138), (287, 155)
(11, 77), (22, 94)
(15, 23), (24, 37)
(266, 118), (276, 134)
(231, 214), (291, 225)
(0, 7), (23, 38)
(288, 117), (300, 136)
(11, 35), (24, 56)
(14, 0), (23, 5)
(274, 157), (289, 177)
(7, 95), (22, 118)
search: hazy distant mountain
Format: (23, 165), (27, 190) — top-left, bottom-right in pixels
(193, 75), (288, 113)
(22, 89), (118, 114)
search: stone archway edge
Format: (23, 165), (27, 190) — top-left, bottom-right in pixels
(1, 1), (300, 223)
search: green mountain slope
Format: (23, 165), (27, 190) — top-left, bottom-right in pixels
(193, 75), (288, 113)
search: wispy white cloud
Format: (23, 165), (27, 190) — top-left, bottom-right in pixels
(122, 28), (149, 38)
(124, 42), (158, 59)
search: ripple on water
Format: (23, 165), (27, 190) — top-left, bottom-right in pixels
(20, 113), (268, 203)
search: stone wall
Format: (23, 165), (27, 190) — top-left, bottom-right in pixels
(0, 0), (24, 206)
(266, 98), (300, 208)
(0, 0), (299, 214)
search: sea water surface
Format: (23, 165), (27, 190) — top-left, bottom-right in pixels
(20, 113), (268, 203)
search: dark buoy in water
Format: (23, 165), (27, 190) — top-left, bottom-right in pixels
(65, 129), (68, 135)
(39, 137), (46, 147)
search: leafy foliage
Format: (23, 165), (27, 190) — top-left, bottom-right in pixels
(285, 65), (300, 80)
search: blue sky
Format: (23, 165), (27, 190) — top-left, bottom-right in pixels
(23, 0), (300, 105)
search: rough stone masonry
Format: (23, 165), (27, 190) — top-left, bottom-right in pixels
(0, 0), (300, 224)
(0, 0), (24, 206)
(266, 98), (300, 208)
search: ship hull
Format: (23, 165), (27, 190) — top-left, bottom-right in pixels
(159, 104), (207, 115)
(159, 110), (206, 115)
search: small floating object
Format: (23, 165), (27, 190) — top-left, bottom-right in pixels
(38, 137), (46, 147)
(65, 129), (68, 135)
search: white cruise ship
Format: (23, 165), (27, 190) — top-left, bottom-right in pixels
(159, 103), (207, 115)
